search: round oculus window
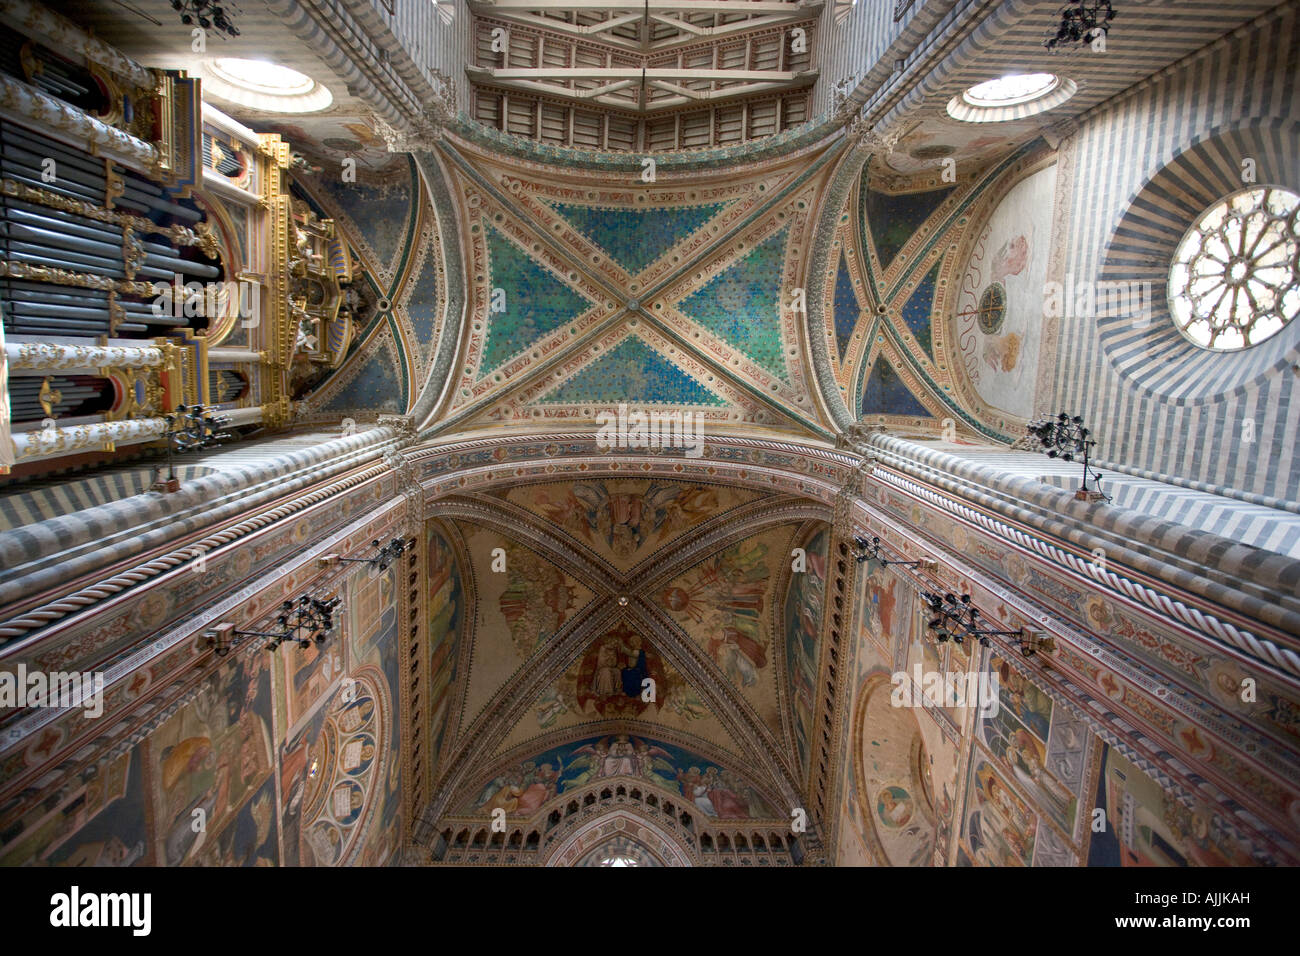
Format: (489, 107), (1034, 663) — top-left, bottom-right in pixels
(1167, 187), (1300, 350)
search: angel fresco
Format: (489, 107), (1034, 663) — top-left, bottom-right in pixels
(497, 542), (579, 658)
(659, 539), (770, 686)
(475, 761), (560, 817)
(468, 737), (777, 822)
(559, 735), (678, 792)
(530, 481), (718, 561)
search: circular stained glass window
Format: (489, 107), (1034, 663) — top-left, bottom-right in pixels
(1168, 187), (1300, 350)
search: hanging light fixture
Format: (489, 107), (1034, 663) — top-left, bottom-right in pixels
(319, 537), (408, 572)
(205, 594), (341, 656)
(170, 0), (241, 39)
(852, 535), (935, 570)
(152, 403), (233, 493)
(920, 591), (1056, 657)
(1044, 0), (1116, 51)
(1026, 412), (1110, 502)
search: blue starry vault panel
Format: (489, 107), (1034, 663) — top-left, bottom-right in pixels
(677, 226), (791, 382)
(549, 201), (725, 276)
(539, 336), (726, 406)
(479, 225), (597, 376)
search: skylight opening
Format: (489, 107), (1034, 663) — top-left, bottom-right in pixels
(203, 58), (333, 113)
(946, 74), (1076, 123)
(962, 73), (1059, 107)
(211, 59), (316, 96)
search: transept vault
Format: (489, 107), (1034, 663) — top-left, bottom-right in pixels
(0, 0), (1297, 882)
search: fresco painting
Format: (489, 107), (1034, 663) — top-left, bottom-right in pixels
(654, 526), (794, 740)
(953, 164), (1056, 418)
(427, 524), (464, 770)
(657, 534), (772, 688)
(0, 749), (148, 867)
(858, 557), (901, 653)
(978, 688), (1078, 833)
(309, 165), (414, 271)
(1088, 743), (1259, 866)
(530, 624), (709, 729)
(507, 480), (757, 570)
(347, 568), (404, 864)
(904, 595), (971, 731)
(993, 656), (1053, 741)
(785, 528), (829, 779)
(847, 675), (946, 866)
(193, 774), (279, 867)
(959, 656), (1099, 864)
(962, 757), (1039, 866)
(496, 539), (585, 658)
(862, 181), (955, 269)
(0, 535), (405, 868)
(468, 734), (779, 820)
(459, 528), (595, 726)
(279, 628), (345, 737)
(145, 651), (275, 866)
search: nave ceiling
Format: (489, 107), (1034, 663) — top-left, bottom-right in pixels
(4, 0), (1296, 869)
(66, 0), (1293, 451)
(420, 473), (838, 833)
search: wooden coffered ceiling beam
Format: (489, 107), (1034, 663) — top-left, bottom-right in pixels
(642, 78), (814, 107)
(474, 67), (809, 82)
(474, 0), (817, 12)
(469, 1), (823, 54)
(465, 73), (641, 109)
(642, 9), (819, 48)
(466, 66), (817, 111)
(471, 10), (648, 52)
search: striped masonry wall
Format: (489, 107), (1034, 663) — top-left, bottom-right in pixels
(1053, 7), (1300, 502)
(866, 431), (1300, 633)
(371, 0), (474, 115)
(812, 0), (952, 116)
(0, 426), (401, 611)
(918, 441), (1300, 559)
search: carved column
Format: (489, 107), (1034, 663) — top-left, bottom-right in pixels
(207, 348), (264, 363)
(0, 0), (154, 90)
(4, 341), (164, 372)
(8, 415), (168, 464)
(0, 72), (159, 174)
(222, 406), (263, 427)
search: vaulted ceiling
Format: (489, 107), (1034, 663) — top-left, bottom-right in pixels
(52, 0), (1296, 856)
(424, 132), (842, 440)
(423, 476), (834, 824)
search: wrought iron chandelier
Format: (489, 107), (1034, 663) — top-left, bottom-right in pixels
(921, 591), (1021, 647)
(852, 535), (934, 570)
(1026, 412), (1110, 502)
(335, 537), (407, 572)
(153, 403), (233, 492)
(1044, 0), (1115, 51)
(920, 591), (1054, 657)
(170, 0), (241, 39)
(207, 594), (341, 656)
